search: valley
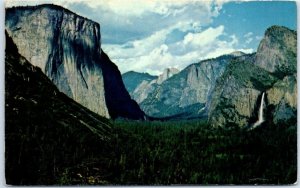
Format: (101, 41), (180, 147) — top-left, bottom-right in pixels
(57, 119), (296, 185)
(4, 2), (297, 185)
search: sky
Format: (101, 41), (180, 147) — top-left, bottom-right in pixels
(6, 0), (297, 75)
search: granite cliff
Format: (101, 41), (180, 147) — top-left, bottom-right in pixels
(5, 4), (144, 120)
(208, 26), (297, 128)
(255, 26), (297, 75)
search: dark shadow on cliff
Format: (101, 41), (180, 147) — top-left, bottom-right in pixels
(100, 50), (145, 120)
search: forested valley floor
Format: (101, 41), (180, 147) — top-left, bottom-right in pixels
(59, 120), (296, 185)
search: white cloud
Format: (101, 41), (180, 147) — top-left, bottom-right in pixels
(85, 0), (222, 17)
(183, 26), (224, 47)
(103, 25), (254, 75)
(244, 32), (253, 38)
(245, 37), (253, 44)
(5, 0), (218, 17)
(6, 0), (64, 7)
(243, 31), (254, 44)
(39, 0), (220, 46)
(78, 0), (158, 16)
(255, 35), (263, 40)
(229, 35), (238, 46)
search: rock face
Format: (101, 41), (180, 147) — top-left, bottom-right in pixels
(5, 5), (145, 120)
(209, 26), (297, 128)
(5, 31), (112, 184)
(267, 74), (297, 124)
(122, 71), (158, 94)
(126, 68), (179, 104)
(256, 26), (297, 75)
(138, 54), (241, 118)
(208, 59), (278, 127)
(156, 68), (180, 84)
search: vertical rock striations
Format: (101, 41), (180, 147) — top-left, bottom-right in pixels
(5, 4), (145, 120)
(5, 5), (109, 117)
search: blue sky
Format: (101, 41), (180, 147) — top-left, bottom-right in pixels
(6, 0), (297, 75)
(212, 1), (296, 50)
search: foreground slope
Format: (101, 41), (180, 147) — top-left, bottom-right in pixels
(5, 4), (145, 120)
(5, 31), (113, 185)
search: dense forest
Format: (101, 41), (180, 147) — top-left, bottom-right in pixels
(58, 120), (296, 185)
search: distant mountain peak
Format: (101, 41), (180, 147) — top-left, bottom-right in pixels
(229, 51), (246, 57)
(123, 70), (156, 78)
(122, 71), (158, 95)
(157, 67), (179, 84)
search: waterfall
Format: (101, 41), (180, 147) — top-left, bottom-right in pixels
(252, 92), (265, 129)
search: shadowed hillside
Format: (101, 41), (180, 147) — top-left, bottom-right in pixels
(5, 31), (113, 185)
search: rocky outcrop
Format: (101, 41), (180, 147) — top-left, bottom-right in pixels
(208, 59), (277, 127)
(255, 26), (297, 76)
(267, 74), (297, 124)
(5, 4), (145, 120)
(140, 54), (241, 118)
(156, 68), (179, 84)
(209, 26), (297, 128)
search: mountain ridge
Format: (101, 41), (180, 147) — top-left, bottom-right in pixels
(127, 52), (251, 119)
